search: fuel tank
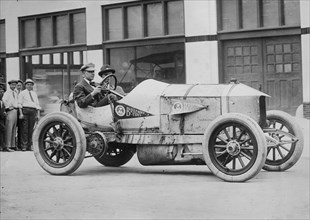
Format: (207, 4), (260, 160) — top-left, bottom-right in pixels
(136, 144), (205, 166)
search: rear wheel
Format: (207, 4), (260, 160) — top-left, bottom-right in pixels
(94, 143), (136, 167)
(203, 113), (267, 182)
(33, 112), (86, 175)
(263, 110), (304, 171)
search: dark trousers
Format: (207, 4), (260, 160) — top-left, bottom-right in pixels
(96, 94), (117, 107)
(21, 107), (37, 150)
(96, 95), (110, 107)
(17, 111), (23, 149)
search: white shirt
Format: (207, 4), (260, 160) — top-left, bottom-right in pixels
(18, 89), (41, 110)
(15, 88), (23, 96)
(2, 89), (18, 109)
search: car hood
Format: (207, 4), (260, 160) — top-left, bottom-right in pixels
(119, 79), (269, 114)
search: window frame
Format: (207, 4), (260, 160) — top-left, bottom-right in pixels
(102, 0), (185, 42)
(217, 0), (300, 32)
(19, 8), (86, 50)
(0, 20), (6, 54)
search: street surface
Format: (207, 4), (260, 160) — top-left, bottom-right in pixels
(1, 117), (309, 220)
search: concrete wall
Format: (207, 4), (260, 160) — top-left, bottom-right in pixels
(5, 58), (20, 82)
(185, 41), (218, 84)
(183, 0), (219, 84)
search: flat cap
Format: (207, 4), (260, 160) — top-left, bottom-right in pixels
(80, 62), (95, 72)
(8, 80), (18, 84)
(98, 64), (115, 77)
(24, 78), (35, 85)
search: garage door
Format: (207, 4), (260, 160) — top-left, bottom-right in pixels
(222, 36), (302, 115)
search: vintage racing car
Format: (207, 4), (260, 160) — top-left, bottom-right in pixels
(32, 75), (304, 182)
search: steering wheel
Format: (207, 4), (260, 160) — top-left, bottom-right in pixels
(99, 74), (117, 91)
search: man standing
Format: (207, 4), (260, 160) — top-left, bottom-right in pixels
(15, 79), (24, 150)
(2, 80), (18, 152)
(0, 83), (6, 151)
(73, 63), (116, 108)
(18, 79), (41, 151)
(15, 80), (23, 95)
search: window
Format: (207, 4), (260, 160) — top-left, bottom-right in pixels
(266, 42), (301, 73)
(0, 20), (6, 52)
(242, 0), (258, 29)
(167, 1), (184, 35)
(218, 0), (300, 31)
(23, 19), (36, 48)
(20, 9), (86, 49)
(221, 0), (238, 30)
(104, 0), (184, 41)
(226, 45), (259, 74)
(109, 44), (185, 92)
(107, 8), (123, 40)
(284, 0), (300, 26)
(72, 12), (86, 44)
(262, 0), (279, 27)
(56, 15), (69, 45)
(127, 6), (143, 39)
(21, 51), (85, 115)
(39, 17), (53, 47)
(146, 3), (163, 37)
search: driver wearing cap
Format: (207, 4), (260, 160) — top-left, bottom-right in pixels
(73, 63), (117, 108)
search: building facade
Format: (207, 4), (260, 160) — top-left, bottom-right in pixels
(0, 0), (309, 118)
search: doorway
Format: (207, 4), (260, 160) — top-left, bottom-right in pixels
(222, 36), (302, 115)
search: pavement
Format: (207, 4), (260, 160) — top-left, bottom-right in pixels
(0, 116), (309, 220)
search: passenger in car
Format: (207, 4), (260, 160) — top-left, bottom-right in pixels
(98, 64), (126, 96)
(73, 63), (117, 108)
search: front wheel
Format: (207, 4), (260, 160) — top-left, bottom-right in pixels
(263, 110), (304, 171)
(203, 113), (267, 182)
(33, 112), (86, 175)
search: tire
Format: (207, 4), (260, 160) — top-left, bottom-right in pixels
(33, 112), (86, 175)
(94, 143), (136, 167)
(203, 113), (267, 182)
(263, 110), (304, 171)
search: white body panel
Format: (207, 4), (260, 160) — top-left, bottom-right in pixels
(76, 104), (114, 128)
(114, 79), (268, 132)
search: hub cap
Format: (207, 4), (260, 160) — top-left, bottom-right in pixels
(226, 140), (241, 156)
(53, 137), (64, 150)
